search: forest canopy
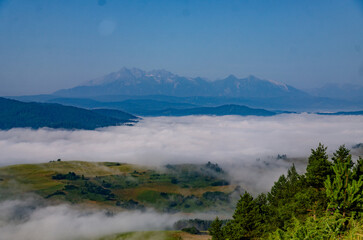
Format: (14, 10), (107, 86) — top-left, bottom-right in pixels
(210, 144), (363, 239)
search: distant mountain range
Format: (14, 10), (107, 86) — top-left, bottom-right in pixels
(1, 67), (362, 131)
(5, 67), (363, 112)
(0, 97), (137, 130)
(54, 67), (307, 99)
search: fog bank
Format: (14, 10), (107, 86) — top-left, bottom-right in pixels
(0, 114), (361, 166)
(0, 198), (179, 240)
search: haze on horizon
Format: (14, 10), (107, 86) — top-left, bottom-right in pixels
(0, 0), (363, 96)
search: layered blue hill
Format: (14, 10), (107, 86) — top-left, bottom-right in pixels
(142, 104), (277, 117)
(0, 97), (137, 130)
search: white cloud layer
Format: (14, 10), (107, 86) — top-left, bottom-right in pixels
(0, 114), (361, 167)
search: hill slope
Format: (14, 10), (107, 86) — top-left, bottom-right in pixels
(46, 97), (199, 115)
(146, 104), (277, 116)
(0, 161), (240, 213)
(0, 97), (137, 130)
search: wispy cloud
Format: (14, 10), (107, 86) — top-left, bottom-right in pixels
(0, 198), (179, 240)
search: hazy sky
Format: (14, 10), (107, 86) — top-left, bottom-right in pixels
(0, 0), (363, 95)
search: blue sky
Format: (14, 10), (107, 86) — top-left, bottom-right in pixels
(0, 0), (363, 95)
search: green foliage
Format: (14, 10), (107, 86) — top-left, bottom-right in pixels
(209, 217), (223, 240)
(52, 172), (80, 180)
(293, 186), (327, 219)
(223, 192), (266, 239)
(221, 144), (363, 239)
(268, 214), (352, 240)
(267, 164), (307, 230)
(325, 148), (363, 217)
(181, 226), (200, 235)
(353, 156), (363, 181)
(305, 143), (332, 189)
(332, 145), (353, 168)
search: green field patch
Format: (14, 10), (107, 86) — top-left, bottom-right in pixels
(0, 161), (238, 213)
(137, 190), (164, 204)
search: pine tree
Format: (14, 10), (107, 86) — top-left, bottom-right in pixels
(267, 164), (306, 229)
(268, 174), (288, 206)
(286, 164), (302, 197)
(222, 192), (261, 239)
(325, 153), (363, 217)
(353, 156), (363, 217)
(209, 217), (223, 240)
(332, 145), (353, 168)
(303, 144), (333, 219)
(305, 143), (333, 189)
(254, 193), (269, 235)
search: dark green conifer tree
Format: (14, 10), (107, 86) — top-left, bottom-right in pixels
(223, 192), (261, 239)
(305, 143), (333, 189)
(303, 144), (333, 219)
(209, 217), (223, 240)
(332, 145), (353, 168)
(325, 148), (363, 217)
(266, 164), (305, 229)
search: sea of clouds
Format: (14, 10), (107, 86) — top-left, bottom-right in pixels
(0, 114), (361, 166)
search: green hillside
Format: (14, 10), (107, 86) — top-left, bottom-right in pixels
(0, 161), (240, 213)
(0, 97), (137, 130)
